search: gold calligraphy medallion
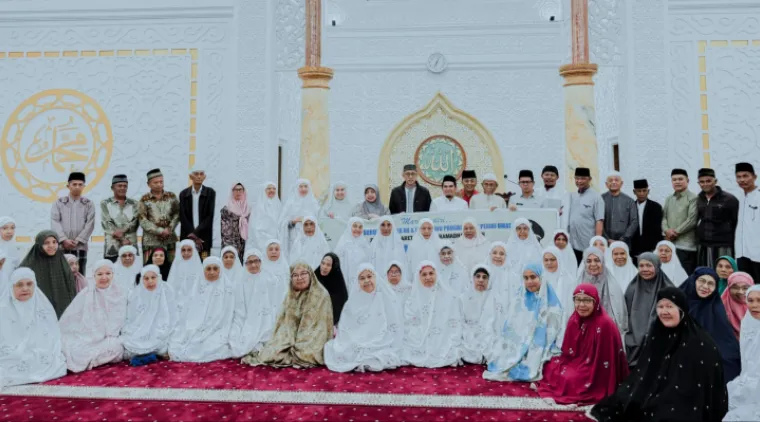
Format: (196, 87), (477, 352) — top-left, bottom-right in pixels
(1, 89), (113, 202)
(414, 135), (467, 186)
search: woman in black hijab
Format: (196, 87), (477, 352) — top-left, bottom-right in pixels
(589, 287), (728, 422)
(315, 252), (348, 325)
(20, 230), (76, 318)
(135, 247), (171, 285)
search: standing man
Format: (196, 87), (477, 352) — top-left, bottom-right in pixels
(388, 164), (432, 214)
(456, 170), (479, 206)
(470, 173), (507, 211)
(662, 168), (698, 274)
(601, 171), (638, 247)
(630, 179), (663, 260)
(540, 165), (563, 200)
(696, 168), (739, 267)
(50, 172), (96, 274)
(735, 162), (760, 282)
(431, 175), (468, 212)
(138, 168), (180, 265)
(100, 174), (139, 262)
(179, 167), (216, 259)
(509, 170), (545, 210)
(567, 167), (605, 263)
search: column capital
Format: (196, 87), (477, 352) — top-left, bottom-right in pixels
(298, 66), (334, 89)
(559, 63), (598, 87)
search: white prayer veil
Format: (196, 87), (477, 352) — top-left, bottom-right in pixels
(318, 181), (353, 221)
(370, 216), (406, 276)
(406, 218), (446, 282)
(436, 244), (469, 295)
(113, 245), (142, 293)
(220, 245), (243, 282)
(278, 178), (320, 254)
(552, 229), (578, 269)
(247, 181), (282, 251)
(261, 239), (290, 286)
(167, 239), (203, 299)
(461, 265), (495, 364)
(0, 216), (19, 272)
(655, 240), (688, 287)
(334, 217), (371, 293)
(606, 241), (638, 292)
(289, 216), (330, 269)
(504, 217), (543, 270)
(453, 217), (491, 271)
(724, 285), (760, 421)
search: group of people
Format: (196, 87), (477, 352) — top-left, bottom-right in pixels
(1, 160), (759, 422)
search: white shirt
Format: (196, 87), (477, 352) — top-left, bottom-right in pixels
(541, 185), (563, 200)
(430, 196), (468, 212)
(405, 187), (416, 214)
(736, 188), (760, 262)
(469, 193), (506, 210)
(637, 200), (647, 236)
(191, 186), (202, 229)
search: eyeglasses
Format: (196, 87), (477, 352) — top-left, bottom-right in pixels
(247, 259), (262, 265)
(233, 187), (245, 192)
(388, 270), (401, 276)
(696, 278), (716, 289)
(573, 297), (595, 305)
(291, 272), (310, 280)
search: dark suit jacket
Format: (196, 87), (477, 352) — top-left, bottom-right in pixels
(179, 185), (216, 252)
(631, 199), (663, 258)
(388, 182), (432, 214)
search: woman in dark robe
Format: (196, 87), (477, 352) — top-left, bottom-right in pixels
(679, 267), (741, 383)
(623, 252), (673, 368)
(314, 252), (348, 326)
(589, 287), (728, 422)
(19, 230), (76, 318)
(136, 247), (171, 284)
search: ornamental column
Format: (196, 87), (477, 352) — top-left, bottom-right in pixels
(298, 0), (334, 199)
(560, 0), (599, 190)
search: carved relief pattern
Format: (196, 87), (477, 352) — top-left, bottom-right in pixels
(668, 41), (701, 175)
(588, 0), (623, 66)
(276, 0), (306, 70)
(670, 16), (760, 39)
(0, 26), (227, 49)
(706, 46), (760, 196)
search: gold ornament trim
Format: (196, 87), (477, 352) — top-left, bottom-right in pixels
(559, 63), (598, 87)
(298, 66), (334, 89)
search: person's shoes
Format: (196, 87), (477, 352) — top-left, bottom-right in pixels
(129, 353), (159, 367)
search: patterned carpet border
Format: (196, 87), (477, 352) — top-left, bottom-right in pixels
(1, 385), (588, 412)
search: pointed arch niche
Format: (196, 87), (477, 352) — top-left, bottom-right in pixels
(378, 93), (505, 201)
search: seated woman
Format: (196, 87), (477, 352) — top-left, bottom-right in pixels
(242, 261), (333, 368)
(19, 230), (76, 318)
(385, 260), (411, 310)
(113, 245), (142, 293)
(606, 241), (637, 292)
(541, 247), (576, 316)
(679, 267), (741, 382)
(724, 285), (760, 421)
(229, 249), (287, 358)
(454, 218), (490, 271)
(483, 263), (562, 382)
(462, 266), (495, 364)
(121, 265), (178, 365)
(538, 283), (629, 405)
(406, 219), (445, 280)
(370, 217), (406, 277)
(351, 184), (390, 219)
(166, 239), (203, 300)
(289, 217), (330, 269)
(315, 253), (349, 326)
(715, 255), (737, 295)
(589, 287), (728, 422)
(403, 261), (463, 368)
(59, 260), (127, 372)
(136, 247), (170, 285)
(334, 217), (371, 293)
(64, 253), (88, 293)
(483, 241), (518, 295)
(325, 264), (402, 372)
(577, 247), (627, 336)
(623, 253), (673, 368)
(505, 218), (543, 270)
(0, 268), (67, 387)
(656, 240), (688, 286)
(576, 236), (609, 277)
(437, 245), (469, 295)
(169, 257), (241, 363)
(220, 246), (243, 282)
(262, 239), (289, 283)
(721, 272), (753, 340)
(553, 229), (578, 269)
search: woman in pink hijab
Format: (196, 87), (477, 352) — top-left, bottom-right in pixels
(721, 271), (754, 339)
(221, 182), (251, 261)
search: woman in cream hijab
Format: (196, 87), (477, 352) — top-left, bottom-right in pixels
(319, 181), (354, 222)
(246, 181), (282, 251)
(0, 268), (67, 387)
(324, 264), (403, 372)
(454, 218), (490, 271)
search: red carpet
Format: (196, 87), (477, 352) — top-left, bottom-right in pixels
(0, 360), (591, 422)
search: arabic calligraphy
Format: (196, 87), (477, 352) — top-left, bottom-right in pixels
(414, 135), (466, 186)
(25, 116), (89, 172)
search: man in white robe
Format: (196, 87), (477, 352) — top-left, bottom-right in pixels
(430, 175), (468, 212)
(735, 162), (760, 282)
(469, 173), (506, 211)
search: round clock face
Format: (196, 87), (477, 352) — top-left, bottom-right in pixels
(427, 53), (448, 74)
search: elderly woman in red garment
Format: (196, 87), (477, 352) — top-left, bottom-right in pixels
(537, 283), (629, 405)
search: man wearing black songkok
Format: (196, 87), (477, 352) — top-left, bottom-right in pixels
(50, 171), (95, 274)
(695, 167), (738, 267)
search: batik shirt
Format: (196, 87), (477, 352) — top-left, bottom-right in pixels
(100, 197), (140, 258)
(138, 192), (180, 249)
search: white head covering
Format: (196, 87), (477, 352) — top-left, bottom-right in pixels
(505, 218), (543, 269)
(370, 216), (406, 274)
(402, 261), (463, 368)
(576, 236), (610, 277)
(278, 178), (320, 254)
(437, 244), (469, 295)
(289, 216), (330, 269)
(0, 249), (10, 296)
(247, 181), (282, 251)
(168, 256), (238, 362)
(0, 216), (19, 272)
(454, 217), (491, 271)
(0, 268), (66, 387)
(334, 217), (371, 293)
(113, 245), (142, 293)
(324, 263), (403, 372)
(656, 240), (689, 287)
(220, 245), (243, 282)
(724, 285), (760, 421)
(541, 246), (578, 333)
(261, 239), (290, 285)
(59, 259), (127, 372)
(167, 240), (203, 298)
(120, 265), (179, 356)
(483, 241), (520, 295)
(384, 260), (412, 311)
(319, 181), (353, 221)
(461, 265), (496, 364)
(552, 229), (578, 268)
(577, 247), (628, 336)
(406, 218), (446, 282)
(229, 249), (287, 358)
(482, 173), (498, 183)
(606, 241), (638, 292)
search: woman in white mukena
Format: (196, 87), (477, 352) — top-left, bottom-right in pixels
(166, 239), (203, 304)
(334, 217), (371, 292)
(220, 245), (243, 282)
(168, 257), (242, 362)
(319, 181), (354, 222)
(120, 265), (178, 364)
(406, 219), (446, 282)
(229, 249), (287, 358)
(505, 218), (543, 270)
(454, 217), (491, 271)
(113, 245), (142, 293)
(371, 217), (406, 276)
(384, 260), (412, 311)
(461, 266), (498, 364)
(436, 245), (469, 295)
(541, 246), (578, 331)
(483, 241), (519, 296)
(262, 239), (289, 284)
(606, 241), (638, 292)
(0, 268), (67, 387)
(402, 261), (463, 368)
(289, 216), (330, 270)
(324, 264), (403, 372)
(278, 179), (320, 255)
(246, 181), (282, 251)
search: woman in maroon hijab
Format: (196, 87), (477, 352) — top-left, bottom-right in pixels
(538, 283), (629, 405)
